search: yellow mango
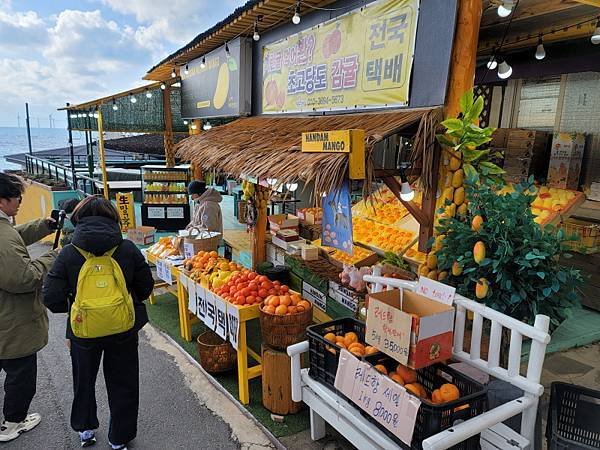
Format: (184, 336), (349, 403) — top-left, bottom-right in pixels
(451, 261), (463, 276)
(475, 278), (489, 299)
(434, 234), (445, 251)
(452, 169), (464, 188)
(443, 187), (455, 202)
(473, 241), (486, 264)
(449, 156), (461, 171)
(457, 203), (468, 216)
(418, 265), (430, 276)
(454, 187), (465, 205)
(213, 63), (230, 110)
(445, 203), (456, 218)
(427, 253), (438, 270)
(472, 215), (484, 232)
(427, 270), (438, 280)
(438, 271), (448, 281)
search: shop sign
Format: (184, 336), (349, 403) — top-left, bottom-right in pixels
(196, 283), (207, 323)
(328, 280), (359, 313)
(227, 306), (240, 350)
(116, 192), (135, 231)
(334, 349), (420, 445)
(181, 37), (252, 119)
(213, 295), (228, 340)
(262, 0), (418, 113)
(156, 259), (173, 285)
(302, 280), (326, 311)
(205, 289), (217, 330)
(322, 180), (353, 253)
(416, 276), (455, 306)
(301, 130), (354, 153)
(366, 295), (411, 365)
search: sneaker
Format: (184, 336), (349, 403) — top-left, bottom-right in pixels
(109, 442), (127, 450)
(0, 413), (42, 442)
(80, 430), (97, 447)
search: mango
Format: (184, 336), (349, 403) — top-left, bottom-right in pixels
(434, 234), (445, 251)
(475, 278), (489, 299)
(438, 271), (448, 281)
(457, 203), (468, 216)
(454, 187), (465, 205)
(427, 253), (438, 270)
(427, 270), (438, 280)
(443, 186), (454, 202)
(452, 169), (464, 188)
(213, 63), (230, 110)
(418, 265), (430, 276)
(452, 261), (463, 276)
(472, 215), (484, 232)
(449, 156), (461, 171)
(445, 203), (456, 218)
(473, 241), (486, 264)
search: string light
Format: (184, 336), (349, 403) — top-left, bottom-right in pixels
(171, 68), (176, 78)
(535, 35), (546, 60)
(497, 56), (513, 79)
(497, 0), (514, 18)
(592, 19), (600, 45)
(225, 42), (230, 54)
(190, 123), (197, 130)
(93, 111), (99, 119)
(130, 93), (137, 104)
(253, 22), (260, 41)
(399, 181), (414, 201)
(292, 2), (301, 25)
(486, 55), (498, 70)
(184, 63), (189, 75)
(200, 56), (206, 68)
(160, 83), (166, 90)
(203, 121), (212, 130)
(183, 120), (189, 125)
(145, 88), (152, 99)
(112, 99), (118, 111)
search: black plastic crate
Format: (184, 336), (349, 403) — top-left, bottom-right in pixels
(546, 382), (600, 449)
(363, 354), (488, 449)
(307, 317), (369, 390)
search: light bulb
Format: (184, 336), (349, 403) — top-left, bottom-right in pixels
(535, 43), (546, 60)
(592, 21), (600, 45)
(112, 104), (118, 111)
(146, 90), (152, 98)
(497, 59), (513, 79)
(203, 121), (212, 131)
(253, 30), (260, 41)
(160, 83), (166, 90)
(497, 1), (513, 17)
(71, 114), (78, 120)
(171, 68), (176, 78)
(93, 112), (99, 119)
(130, 94), (137, 103)
(286, 183), (298, 192)
(486, 56), (497, 70)
(399, 182), (414, 201)
(191, 124), (197, 130)
(200, 56), (206, 69)
(292, 12), (300, 25)
(266, 178), (278, 186)
(184, 63), (189, 75)
(88, 113), (93, 118)
(183, 120), (189, 125)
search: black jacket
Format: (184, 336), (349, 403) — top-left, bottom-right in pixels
(43, 216), (153, 341)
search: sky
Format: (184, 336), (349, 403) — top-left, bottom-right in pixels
(0, 0), (246, 128)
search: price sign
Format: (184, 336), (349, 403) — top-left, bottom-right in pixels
(302, 281), (326, 311)
(205, 289), (217, 330)
(196, 284), (208, 323)
(183, 242), (195, 259)
(334, 349), (420, 446)
(227, 305), (240, 350)
(366, 296), (412, 365)
(213, 294), (228, 340)
(416, 276), (456, 306)
(329, 281), (359, 313)
(167, 207), (184, 219)
(156, 259), (173, 285)
(147, 206), (165, 219)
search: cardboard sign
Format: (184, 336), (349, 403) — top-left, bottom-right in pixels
(227, 304), (240, 350)
(156, 259), (173, 285)
(334, 349), (420, 446)
(183, 242), (195, 259)
(416, 276), (456, 306)
(302, 280), (326, 311)
(366, 296), (412, 365)
(196, 284), (208, 324)
(214, 294), (228, 340)
(329, 280), (360, 313)
(205, 289), (217, 330)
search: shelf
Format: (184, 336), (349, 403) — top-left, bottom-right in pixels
(144, 191), (187, 194)
(143, 203), (189, 206)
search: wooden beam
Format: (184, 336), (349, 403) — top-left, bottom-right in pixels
(573, 0), (600, 6)
(97, 109), (110, 199)
(162, 86), (175, 168)
(481, 0), (583, 29)
(382, 176), (430, 227)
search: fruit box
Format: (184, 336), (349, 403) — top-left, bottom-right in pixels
(127, 226), (156, 245)
(366, 289), (455, 370)
(297, 208), (322, 225)
(268, 214), (299, 234)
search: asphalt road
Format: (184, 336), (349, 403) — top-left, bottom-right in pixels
(0, 243), (273, 450)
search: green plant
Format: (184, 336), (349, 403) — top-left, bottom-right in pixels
(434, 177), (583, 331)
(381, 252), (410, 271)
(436, 90), (504, 185)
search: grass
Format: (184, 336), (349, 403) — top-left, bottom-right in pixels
(146, 292), (310, 438)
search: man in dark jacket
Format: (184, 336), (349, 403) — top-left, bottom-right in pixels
(43, 195), (153, 449)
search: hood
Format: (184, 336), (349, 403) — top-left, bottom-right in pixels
(71, 216), (123, 255)
(196, 188), (222, 203)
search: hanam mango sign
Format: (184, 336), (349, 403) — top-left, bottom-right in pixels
(261, 0), (419, 114)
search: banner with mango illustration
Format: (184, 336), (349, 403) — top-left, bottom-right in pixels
(261, 0), (419, 114)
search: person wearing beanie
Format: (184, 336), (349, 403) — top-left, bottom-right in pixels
(186, 181), (223, 234)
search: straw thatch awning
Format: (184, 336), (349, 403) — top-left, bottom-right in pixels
(176, 107), (442, 197)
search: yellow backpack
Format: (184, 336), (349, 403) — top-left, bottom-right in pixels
(71, 246), (135, 338)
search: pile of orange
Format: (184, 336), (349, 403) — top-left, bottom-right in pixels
(213, 271), (288, 306)
(261, 294), (312, 315)
(352, 217), (415, 253)
(324, 331), (378, 357)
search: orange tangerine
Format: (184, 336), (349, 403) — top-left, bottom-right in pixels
(324, 332), (336, 343)
(374, 364), (388, 375)
(275, 305), (288, 315)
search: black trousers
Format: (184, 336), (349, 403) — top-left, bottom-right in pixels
(0, 353), (37, 423)
(70, 333), (139, 445)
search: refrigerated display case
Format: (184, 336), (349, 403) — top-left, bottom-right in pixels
(141, 165), (191, 230)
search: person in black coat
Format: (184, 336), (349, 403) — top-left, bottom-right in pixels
(43, 195), (153, 450)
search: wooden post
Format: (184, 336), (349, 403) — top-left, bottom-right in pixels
(162, 85), (175, 168)
(97, 108), (110, 199)
(253, 209), (267, 269)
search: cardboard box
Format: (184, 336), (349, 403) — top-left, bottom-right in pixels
(366, 289), (455, 369)
(272, 235), (305, 251)
(268, 214), (299, 233)
(548, 133), (585, 190)
(276, 228), (300, 242)
(127, 226), (156, 245)
(297, 208), (322, 225)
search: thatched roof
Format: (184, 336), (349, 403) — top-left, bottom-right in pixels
(175, 107), (442, 197)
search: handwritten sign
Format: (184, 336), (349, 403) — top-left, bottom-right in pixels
(196, 284), (208, 324)
(227, 305), (240, 350)
(205, 289), (217, 330)
(183, 242), (195, 259)
(156, 259), (173, 285)
(366, 296), (412, 365)
(214, 294), (228, 340)
(302, 281), (326, 311)
(334, 349), (420, 446)
(116, 192), (135, 231)
(416, 276), (456, 306)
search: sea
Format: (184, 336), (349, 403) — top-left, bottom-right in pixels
(0, 127), (77, 171)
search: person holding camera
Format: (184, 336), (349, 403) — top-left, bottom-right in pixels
(0, 173), (58, 443)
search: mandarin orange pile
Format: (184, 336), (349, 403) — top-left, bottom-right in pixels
(353, 186), (420, 226)
(323, 331), (378, 357)
(353, 217), (415, 253)
(327, 245), (375, 266)
(261, 294), (312, 315)
(213, 271), (290, 307)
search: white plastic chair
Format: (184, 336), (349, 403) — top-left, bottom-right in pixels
(288, 271), (551, 450)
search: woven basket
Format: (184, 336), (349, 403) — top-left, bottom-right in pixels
(259, 303), (313, 350)
(196, 331), (237, 374)
(181, 227), (220, 256)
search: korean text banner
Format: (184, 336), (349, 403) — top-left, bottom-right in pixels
(262, 0), (419, 114)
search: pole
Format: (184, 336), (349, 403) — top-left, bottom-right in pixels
(66, 104), (76, 190)
(25, 103), (33, 155)
(97, 108), (110, 199)
(162, 85), (175, 168)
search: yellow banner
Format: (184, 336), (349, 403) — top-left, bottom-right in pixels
(115, 192), (135, 232)
(262, 0), (419, 114)
(302, 130), (352, 152)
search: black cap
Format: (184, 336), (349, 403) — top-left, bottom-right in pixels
(188, 180), (206, 196)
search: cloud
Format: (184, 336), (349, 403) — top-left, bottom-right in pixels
(0, 7), (48, 52)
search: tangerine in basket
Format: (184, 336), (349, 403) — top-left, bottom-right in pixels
(405, 383), (427, 399)
(440, 383), (460, 402)
(396, 364), (417, 384)
(275, 305), (288, 315)
(350, 347), (364, 357)
(296, 305), (305, 313)
(431, 389), (443, 404)
(279, 295), (291, 306)
(344, 332), (358, 344)
(290, 294), (301, 305)
(390, 373), (405, 385)
(264, 305), (276, 315)
(365, 346), (378, 355)
(297, 300), (311, 310)
(374, 364), (388, 375)
(324, 332), (336, 343)
(270, 296), (280, 307)
(287, 305), (298, 314)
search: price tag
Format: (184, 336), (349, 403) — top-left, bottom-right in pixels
(186, 278), (197, 316)
(417, 276), (456, 306)
(167, 207), (184, 219)
(205, 289), (217, 330)
(147, 206), (165, 219)
(156, 259), (173, 285)
(302, 281), (326, 311)
(227, 305), (240, 350)
(195, 283), (207, 323)
(213, 294), (228, 340)
(366, 296), (411, 365)
(183, 242), (195, 259)
(329, 281), (359, 313)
